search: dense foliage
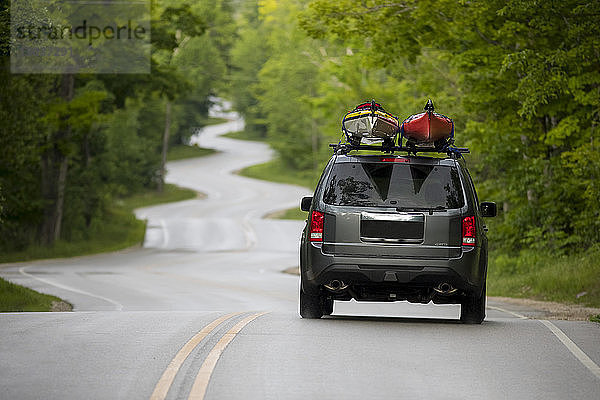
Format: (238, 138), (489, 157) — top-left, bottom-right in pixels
(0, 0), (231, 251)
(228, 0), (600, 253)
(2, 0), (599, 259)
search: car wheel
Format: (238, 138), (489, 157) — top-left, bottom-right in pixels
(300, 287), (323, 319)
(460, 284), (486, 324)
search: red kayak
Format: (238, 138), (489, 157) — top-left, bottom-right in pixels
(401, 100), (453, 143)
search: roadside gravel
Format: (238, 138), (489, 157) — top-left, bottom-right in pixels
(488, 296), (600, 321)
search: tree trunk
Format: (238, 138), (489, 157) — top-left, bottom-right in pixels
(158, 100), (172, 193)
(40, 155), (57, 245)
(40, 74), (73, 245)
(53, 156), (68, 242)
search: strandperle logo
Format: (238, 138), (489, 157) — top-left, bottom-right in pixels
(15, 19), (147, 45)
(11, 0), (151, 74)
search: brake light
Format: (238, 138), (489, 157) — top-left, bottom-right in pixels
(462, 216), (476, 246)
(381, 157), (409, 163)
(310, 211), (324, 242)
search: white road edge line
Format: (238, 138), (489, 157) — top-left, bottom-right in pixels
(160, 219), (169, 248)
(487, 305), (528, 319)
(540, 319), (600, 381)
(241, 212), (258, 250)
(19, 266), (124, 311)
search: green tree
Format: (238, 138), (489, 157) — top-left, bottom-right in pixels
(0, 63), (53, 249)
(228, 0), (269, 137)
(0, 0), (231, 251)
(300, 0), (600, 252)
(229, 1), (466, 181)
(151, 1), (205, 191)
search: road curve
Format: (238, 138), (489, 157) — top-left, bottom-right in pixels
(1, 104), (599, 400)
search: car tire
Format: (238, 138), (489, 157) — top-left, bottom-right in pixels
(460, 284), (486, 324)
(300, 288), (323, 319)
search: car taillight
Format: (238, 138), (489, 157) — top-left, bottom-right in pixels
(310, 211), (324, 242)
(462, 216), (476, 246)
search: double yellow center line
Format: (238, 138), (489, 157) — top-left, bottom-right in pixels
(150, 312), (268, 400)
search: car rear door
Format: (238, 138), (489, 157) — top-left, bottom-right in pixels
(321, 158), (465, 259)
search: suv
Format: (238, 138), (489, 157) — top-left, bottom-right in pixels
(299, 151), (496, 323)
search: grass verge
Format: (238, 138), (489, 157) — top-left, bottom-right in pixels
(238, 157), (317, 191)
(0, 184), (196, 265)
(487, 247), (600, 308)
(204, 117), (229, 126)
(238, 158), (316, 221)
(266, 208), (307, 220)
(0, 184), (197, 311)
(226, 129), (317, 221)
(166, 116), (229, 161)
(238, 155), (321, 220)
(0, 210), (144, 264)
(222, 130), (268, 141)
(167, 144), (216, 161)
(0, 277), (69, 312)
(591, 315), (600, 323)
(115, 183), (197, 211)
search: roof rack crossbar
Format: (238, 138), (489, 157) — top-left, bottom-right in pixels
(329, 143), (469, 156)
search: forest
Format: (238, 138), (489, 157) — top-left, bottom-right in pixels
(229, 0), (600, 255)
(0, 0), (234, 252)
(1, 1), (599, 304)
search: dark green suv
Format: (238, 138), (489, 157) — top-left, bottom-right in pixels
(299, 152), (497, 323)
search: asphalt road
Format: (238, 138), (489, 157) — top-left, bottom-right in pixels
(1, 105), (599, 400)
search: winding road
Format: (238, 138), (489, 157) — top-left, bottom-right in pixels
(1, 104), (599, 399)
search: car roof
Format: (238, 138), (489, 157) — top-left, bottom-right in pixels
(333, 153), (459, 167)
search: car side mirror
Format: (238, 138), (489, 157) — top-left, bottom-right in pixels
(301, 196), (313, 212)
(480, 202), (497, 218)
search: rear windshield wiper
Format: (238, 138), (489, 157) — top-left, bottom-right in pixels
(396, 206), (447, 214)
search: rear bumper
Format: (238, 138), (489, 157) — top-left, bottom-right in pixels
(302, 242), (485, 294)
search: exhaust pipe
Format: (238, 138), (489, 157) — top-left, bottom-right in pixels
(433, 282), (457, 295)
(324, 280), (349, 292)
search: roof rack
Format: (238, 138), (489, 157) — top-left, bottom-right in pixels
(329, 142), (470, 157)
(329, 143), (470, 157)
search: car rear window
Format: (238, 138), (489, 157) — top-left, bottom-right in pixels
(323, 162), (464, 209)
